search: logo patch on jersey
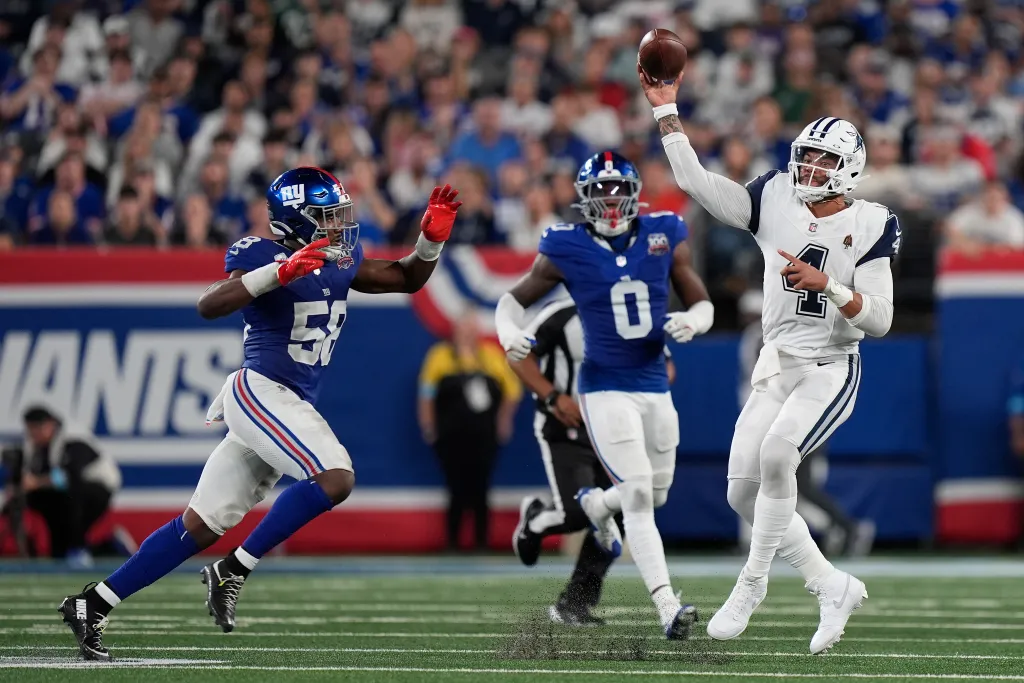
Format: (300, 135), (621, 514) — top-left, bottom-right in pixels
(337, 254), (354, 269)
(843, 235), (853, 249)
(280, 184), (305, 209)
(647, 233), (670, 256)
(808, 222), (818, 233)
(274, 253), (287, 262)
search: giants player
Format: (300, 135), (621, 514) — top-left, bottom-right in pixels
(58, 168), (462, 661)
(640, 65), (899, 654)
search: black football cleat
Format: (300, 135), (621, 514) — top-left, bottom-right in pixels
(512, 497), (546, 566)
(548, 599), (606, 627)
(201, 559), (246, 633)
(666, 604), (699, 641)
(57, 583), (112, 661)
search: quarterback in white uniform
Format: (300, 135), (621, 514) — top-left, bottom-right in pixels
(639, 65), (898, 654)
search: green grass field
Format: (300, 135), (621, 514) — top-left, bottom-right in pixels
(3, 559), (1024, 682)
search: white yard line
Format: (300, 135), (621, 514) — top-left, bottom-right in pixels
(1, 663), (1023, 679)
(10, 627), (1024, 646)
(2, 645), (1023, 661)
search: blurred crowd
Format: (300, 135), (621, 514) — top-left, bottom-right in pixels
(2, 0), (1024, 311)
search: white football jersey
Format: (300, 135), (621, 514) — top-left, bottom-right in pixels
(747, 170), (900, 358)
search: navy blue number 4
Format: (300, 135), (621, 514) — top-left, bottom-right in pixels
(782, 245), (829, 318)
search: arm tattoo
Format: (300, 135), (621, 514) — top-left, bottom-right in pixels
(658, 114), (684, 137)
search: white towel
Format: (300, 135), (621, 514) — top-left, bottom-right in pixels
(205, 372), (235, 425)
(750, 342), (781, 392)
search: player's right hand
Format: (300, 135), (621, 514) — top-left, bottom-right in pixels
(501, 329), (535, 362)
(637, 62), (683, 108)
(278, 238), (330, 286)
(552, 394), (582, 428)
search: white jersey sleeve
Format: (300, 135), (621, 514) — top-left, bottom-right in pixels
(661, 132), (754, 230)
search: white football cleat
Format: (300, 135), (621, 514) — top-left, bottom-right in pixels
(574, 487), (622, 558)
(808, 570), (868, 655)
(707, 574), (767, 641)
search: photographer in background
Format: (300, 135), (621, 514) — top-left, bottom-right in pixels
(1, 405), (125, 567)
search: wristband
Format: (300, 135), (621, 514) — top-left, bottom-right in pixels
(824, 277), (854, 308)
(543, 390), (561, 409)
(652, 103), (678, 121)
(415, 232), (444, 261)
(240, 262), (281, 298)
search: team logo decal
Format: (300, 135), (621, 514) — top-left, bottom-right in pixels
(647, 233), (669, 256)
(280, 184), (305, 208)
(809, 222), (818, 233)
(337, 252), (354, 269)
(843, 235), (853, 249)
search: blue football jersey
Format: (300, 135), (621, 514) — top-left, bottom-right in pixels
(538, 213), (688, 393)
(224, 236), (364, 404)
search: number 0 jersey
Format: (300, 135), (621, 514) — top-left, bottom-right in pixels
(747, 171), (900, 358)
(538, 213), (688, 394)
(224, 236), (365, 403)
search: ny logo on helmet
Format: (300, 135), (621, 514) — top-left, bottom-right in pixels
(280, 184), (305, 209)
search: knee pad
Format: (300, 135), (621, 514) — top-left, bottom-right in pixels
(618, 476), (654, 513)
(759, 434), (800, 497)
(726, 478), (759, 524)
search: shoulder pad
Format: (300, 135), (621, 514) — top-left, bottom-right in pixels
(856, 208), (901, 267)
(538, 222), (582, 257)
(224, 236), (283, 273)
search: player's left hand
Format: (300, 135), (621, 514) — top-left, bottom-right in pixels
(779, 250), (829, 292)
(420, 184), (462, 243)
(663, 312), (697, 343)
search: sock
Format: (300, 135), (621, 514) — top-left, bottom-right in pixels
(222, 546), (259, 578)
(777, 512), (835, 585)
(100, 515), (200, 604)
(240, 479), (334, 559)
(528, 510), (563, 535)
(743, 492), (798, 580)
(600, 487), (622, 514)
(84, 581), (121, 617)
(652, 585), (682, 627)
(624, 509), (678, 626)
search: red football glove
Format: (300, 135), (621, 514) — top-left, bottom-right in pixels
(278, 238), (329, 286)
(419, 184), (462, 242)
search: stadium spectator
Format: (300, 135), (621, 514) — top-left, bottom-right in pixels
(36, 105), (107, 179)
(911, 126), (985, 213)
(493, 161), (529, 244)
(30, 153), (103, 239)
(103, 186), (161, 246)
(345, 157), (396, 246)
(0, 45), (77, 134)
(0, 152), (32, 245)
(1, 405), (123, 567)
(20, 6), (104, 88)
(388, 132), (442, 214)
(29, 189), (89, 245)
(127, 0), (184, 80)
(855, 126), (918, 210)
(638, 158), (689, 217)
(747, 96), (790, 171)
(246, 129), (294, 201)
(418, 311), (522, 551)
(194, 158), (247, 244)
(79, 49), (144, 124)
(171, 193), (215, 248)
(944, 181), (1024, 255)
(449, 97), (521, 187)
(544, 93), (591, 171)
(501, 73), (552, 139)
(514, 183), (560, 252)
(445, 165), (500, 245)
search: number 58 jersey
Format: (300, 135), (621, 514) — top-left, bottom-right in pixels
(538, 213), (688, 394)
(748, 171), (900, 358)
(224, 236), (365, 404)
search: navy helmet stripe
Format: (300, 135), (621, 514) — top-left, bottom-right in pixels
(809, 117), (828, 131)
(821, 118), (842, 133)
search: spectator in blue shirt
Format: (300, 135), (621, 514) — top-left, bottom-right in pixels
(195, 158), (247, 245)
(29, 190), (93, 246)
(0, 45), (76, 132)
(543, 93), (590, 171)
(0, 151), (33, 243)
(853, 53), (909, 125)
(29, 153), (104, 242)
(449, 96), (522, 187)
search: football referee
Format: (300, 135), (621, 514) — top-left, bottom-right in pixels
(509, 298), (675, 625)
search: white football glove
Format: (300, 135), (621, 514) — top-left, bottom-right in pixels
(501, 330), (536, 361)
(663, 312), (697, 343)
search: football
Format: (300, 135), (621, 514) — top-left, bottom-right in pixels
(638, 28), (688, 83)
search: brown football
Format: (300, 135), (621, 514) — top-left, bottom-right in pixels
(638, 28), (688, 83)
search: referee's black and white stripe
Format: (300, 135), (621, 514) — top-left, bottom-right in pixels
(525, 298), (586, 446)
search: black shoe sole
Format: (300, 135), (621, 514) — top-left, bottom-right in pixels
(57, 597), (112, 662)
(666, 606), (700, 641)
(512, 497), (544, 567)
(200, 566), (235, 634)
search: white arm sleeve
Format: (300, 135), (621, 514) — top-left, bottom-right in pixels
(846, 258), (894, 337)
(662, 132), (753, 230)
(495, 292), (529, 348)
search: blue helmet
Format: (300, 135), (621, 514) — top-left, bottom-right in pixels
(266, 166), (358, 254)
(573, 151), (643, 237)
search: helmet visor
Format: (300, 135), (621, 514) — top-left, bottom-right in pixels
(575, 177), (641, 226)
(791, 145), (843, 188)
(303, 201), (359, 253)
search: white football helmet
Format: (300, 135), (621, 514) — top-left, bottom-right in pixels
(788, 117), (867, 203)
